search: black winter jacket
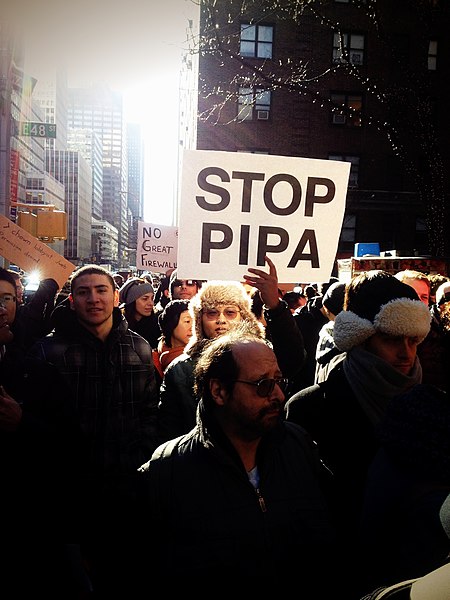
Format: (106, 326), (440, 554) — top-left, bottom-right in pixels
(138, 400), (337, 592)
(157, 300), (306, 444)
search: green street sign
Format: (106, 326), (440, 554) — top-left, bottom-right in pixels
(20, 121), (57, 139)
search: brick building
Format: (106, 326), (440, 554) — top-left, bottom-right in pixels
(195, 0), (450, 259)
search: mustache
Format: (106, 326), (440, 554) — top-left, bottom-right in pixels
(261, 399), (284, 415)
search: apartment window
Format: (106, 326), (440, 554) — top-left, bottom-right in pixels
(428, 40), (437, 70)
(330, 93), (362, 127)
(333, 33), (365, 65)
(240, 23), (273, 59)
(329, 154), (360, 187)
(237, 87), (271, 121)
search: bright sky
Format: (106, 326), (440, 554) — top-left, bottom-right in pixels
(8, 0), (193, 226)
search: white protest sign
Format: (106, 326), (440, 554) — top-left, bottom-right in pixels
(136, 221), (178, 274)
(177, 150), (350, 283)
(0, 215), (75, 288)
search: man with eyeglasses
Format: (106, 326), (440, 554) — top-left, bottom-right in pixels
(168, 269), (202, 301)
(137, 321), (337, 593)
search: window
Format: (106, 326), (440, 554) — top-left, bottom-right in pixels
(329, 154), (360, 187)
(330, 93), (362, 127)
(240, 23), (273, 59)
(333, 33), (365, 65)
(238, 87), (271, 121)
(428, 40), (437, 71)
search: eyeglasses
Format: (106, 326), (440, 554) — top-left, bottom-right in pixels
(174, 280), (197, 287)
(203, 308), (241, 320)
(0, 293), (16, 307)
(235, 377), (289, 397)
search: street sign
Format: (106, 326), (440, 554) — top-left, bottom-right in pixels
(20, 122), (57, 139)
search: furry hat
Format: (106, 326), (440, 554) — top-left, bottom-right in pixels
(158, 299), (190, 344)
(118, 277), (154, 308)
(334, 272), (431, 351)
(322, 281), (346, 316)
(186, 280), (262, 351)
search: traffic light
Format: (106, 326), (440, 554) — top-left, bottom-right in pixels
(17, 211), (37, 237)
(36, 209), (67, 240)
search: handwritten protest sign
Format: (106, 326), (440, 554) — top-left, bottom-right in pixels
(0, 215), (75, 288)
(136, 221), (178, 274)
(177, 150), (350, 283)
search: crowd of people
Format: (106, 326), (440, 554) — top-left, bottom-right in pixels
(0, 262), (449, 597)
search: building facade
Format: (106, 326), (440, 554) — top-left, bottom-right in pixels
(67, 83), (129, 264)
(196, 0), (450, 258)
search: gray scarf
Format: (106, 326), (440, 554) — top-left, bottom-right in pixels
(343, 346), (422, 426)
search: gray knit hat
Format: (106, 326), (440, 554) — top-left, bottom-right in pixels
(187, 280), (263, 349)
(118, 277), (154, 308)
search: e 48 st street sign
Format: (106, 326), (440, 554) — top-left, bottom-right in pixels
(20, 122), (57, 139)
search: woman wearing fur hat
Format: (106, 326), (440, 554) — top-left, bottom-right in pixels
(157, 256), (306, 445)
(119, 276), (160, 349)
(284, 270), (431, 594)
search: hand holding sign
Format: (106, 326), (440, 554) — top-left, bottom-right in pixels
(243, 255), (281, 310)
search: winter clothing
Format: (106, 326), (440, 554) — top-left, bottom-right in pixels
(127, 310), (161, 349)
(119, 277), (160, 348)
(292, 295), (328, 390)
(168, 269), (202, 298)
(0, 349), (87, 597)
(314, 320), (345, 383)
(158, 280), (305, 444)
(137, 399), (338, 592)
(358, 384), (450, 593)
(322, 281), (346, 316)
(417, 303), (450, 392)
(118, 277), (154, 308)
(158, 299), (190, 344)
(188, 279), (260, 341)
(285, 265), (428, 571)
(159, 344), (185, 372)
(436, 281), (450, 306)
(28, 304), (160, 515)
(334, 296), (431, 352)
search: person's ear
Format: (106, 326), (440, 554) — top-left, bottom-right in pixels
(114, 289), (120, 307)
(68, 293), (75, 311)
(210, 378), (227, 406)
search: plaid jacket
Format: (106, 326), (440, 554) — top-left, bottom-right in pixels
(28, 305), (159, 476)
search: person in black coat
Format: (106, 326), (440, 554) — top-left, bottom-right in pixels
(285, 270), (432, 598)
(357, 383), (450, 595)
(138, 321), (337, 593)
(0, 268), (89, 598)
(119, 275), (160, 348)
